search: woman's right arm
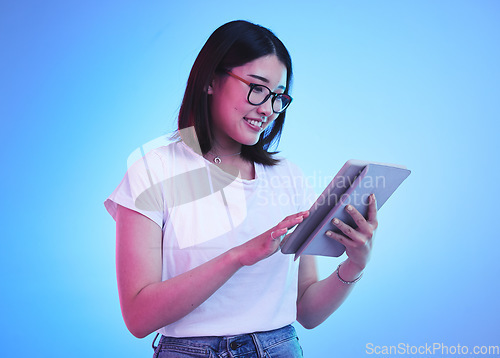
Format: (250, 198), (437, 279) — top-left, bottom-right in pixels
(115, 204), (307, 338)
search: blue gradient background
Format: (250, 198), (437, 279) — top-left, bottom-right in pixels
(2, 1), (499, 357)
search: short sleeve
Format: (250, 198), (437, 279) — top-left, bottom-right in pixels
(104, 150), (165, 228)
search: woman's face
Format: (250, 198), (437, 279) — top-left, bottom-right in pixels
(208, 54), (287, 149)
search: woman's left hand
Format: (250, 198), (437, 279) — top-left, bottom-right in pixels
(325, 194), (378, 271)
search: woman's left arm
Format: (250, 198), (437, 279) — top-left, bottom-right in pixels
(296, 194), (378, 329)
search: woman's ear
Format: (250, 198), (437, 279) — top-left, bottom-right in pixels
(207, 74), (220, 94)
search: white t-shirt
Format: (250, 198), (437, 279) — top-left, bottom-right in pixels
(104, 140), (314, 337)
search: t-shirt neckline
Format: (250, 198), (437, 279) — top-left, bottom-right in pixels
(178, 140), (260, 185)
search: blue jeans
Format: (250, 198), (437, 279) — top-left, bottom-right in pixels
(152, 325), (303, 357)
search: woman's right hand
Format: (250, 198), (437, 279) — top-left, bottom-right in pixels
(233, 211), (310, 266)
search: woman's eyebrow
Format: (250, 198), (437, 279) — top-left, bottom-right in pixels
(248, 74), (286, 90)
(248, 74), (269, 83)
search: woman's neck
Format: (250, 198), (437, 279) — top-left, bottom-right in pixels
(203, 142), (255, 180)
(209, 139), (242, 158)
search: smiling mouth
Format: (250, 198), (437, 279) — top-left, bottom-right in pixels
(244, 117), (264, 128)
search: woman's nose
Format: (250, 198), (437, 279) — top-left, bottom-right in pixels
(257, 96), (274, 117)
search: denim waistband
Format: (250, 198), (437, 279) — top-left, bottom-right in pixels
(154, 324), (301, 357)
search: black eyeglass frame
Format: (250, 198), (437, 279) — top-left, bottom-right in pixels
(225, 71), (293, 114)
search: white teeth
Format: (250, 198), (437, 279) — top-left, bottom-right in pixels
(245, 118), (262, 127)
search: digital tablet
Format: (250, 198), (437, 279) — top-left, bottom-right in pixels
(280, 160), (411, 259)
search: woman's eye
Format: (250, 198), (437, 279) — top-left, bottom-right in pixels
(252, 86), (265, 94)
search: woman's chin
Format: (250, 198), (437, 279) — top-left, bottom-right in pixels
(242, 136), (261, 147)
(234, 133), (261, 147)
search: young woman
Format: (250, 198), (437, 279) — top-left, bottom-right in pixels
(105, 20), (377, 358)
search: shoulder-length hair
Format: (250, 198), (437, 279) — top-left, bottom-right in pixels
(177, 20), (293, 166)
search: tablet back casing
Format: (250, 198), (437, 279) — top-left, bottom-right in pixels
(280, 160), (411, 259)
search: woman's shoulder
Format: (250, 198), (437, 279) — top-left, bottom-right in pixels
(123, 140), (190, 180)
(142, 139), (198, 162)
(149, 139), (183, 157)
(261, 156), (305, 176)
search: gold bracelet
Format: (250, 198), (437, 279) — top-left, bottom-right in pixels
(336, 262), (363, 284)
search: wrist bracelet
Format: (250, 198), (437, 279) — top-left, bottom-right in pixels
(336, 262), (363, 284)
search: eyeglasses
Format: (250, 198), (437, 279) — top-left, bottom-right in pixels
(226, 71), (292, 114)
